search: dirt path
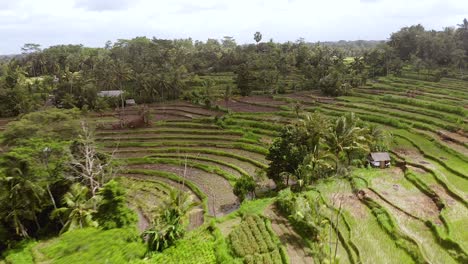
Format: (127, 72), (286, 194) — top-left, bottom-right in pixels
(135, 207), (150, 231)
(264, 205), (314, 264)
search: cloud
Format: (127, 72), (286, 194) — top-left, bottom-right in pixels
(75, 0), (135, 11)
(0, 0), (467, 54)
(176, 2), (228, 14)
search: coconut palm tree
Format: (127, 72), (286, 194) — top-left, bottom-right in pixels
(366, 124), (392, 152)
(297, 145), (336, 186)
(1, 156), (45, 238)
(142, 189), (197, 253)
(325, 113), (369, 165)
(52, 183), (98, 234)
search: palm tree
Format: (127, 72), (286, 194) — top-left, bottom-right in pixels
(142, 189), (197, 252)
(325, 113), (369, 166)
(297, 145), (336, 186)
(52, 183), (98, 234)
(366, 124), (392, 152)
(1, 156), (45, 237)
(110, 60), (133, 93)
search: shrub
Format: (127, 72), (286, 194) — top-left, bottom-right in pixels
(94, 180), (138, 230)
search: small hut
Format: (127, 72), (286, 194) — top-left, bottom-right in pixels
(98, 90), (124, 98)
(125, 99), (136, 106)
(368, 152), (391, 168)
(98, 90), (125, 109)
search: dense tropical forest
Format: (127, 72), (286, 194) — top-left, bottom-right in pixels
(0, 19), (467, 264)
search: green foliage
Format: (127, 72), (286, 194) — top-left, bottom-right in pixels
(2, 241), (37, 264)
(233, 175), (256, 202)
(94, 180), (137, 230)
(142, 189), (197, 253)
(2, 108), (81, 145)
(228, 214), (287, 264)
(37, 228), (145, 263)
(276, 189), (334, 262)
(319, 70), (350, 96)
(51, 183), (98, 234)
(236, 63), (254, 96)
(0, 109), (81, 245)
(213, 228), (240, 264)
(139, 229), (217, 264)
(380, 95), (466, 117)
(0, 66), (43, 117)
(389, 21), (468, 73)
(0, 153), (47, 238)
(266, 112), (380, 188)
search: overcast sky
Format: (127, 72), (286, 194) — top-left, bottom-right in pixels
(1, 0), (467, 54)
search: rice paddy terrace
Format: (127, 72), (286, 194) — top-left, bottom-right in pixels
(90, 75), (467, 264)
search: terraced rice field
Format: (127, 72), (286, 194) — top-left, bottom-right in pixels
(91, 102), (272, 230)
(92, 76), (467, 263)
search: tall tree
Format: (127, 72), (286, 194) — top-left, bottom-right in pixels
(254, 32), (263, 44)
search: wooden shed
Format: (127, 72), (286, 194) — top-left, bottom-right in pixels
(368, 152), (391, 168)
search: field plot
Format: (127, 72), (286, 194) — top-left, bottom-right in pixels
(228, 214), (288, 264)
(254, 76), (467, 264)
(91, 102), (275, 226)
(88, 76), (467, 264)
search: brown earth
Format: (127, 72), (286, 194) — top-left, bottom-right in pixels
(329, 192), (368, 219)
(216, 99), (280, 112)
(236, 95), (288, 106)
(151, 105), (223, 117)
(264, 205), (314, 264)
(393, 147), (437, 170)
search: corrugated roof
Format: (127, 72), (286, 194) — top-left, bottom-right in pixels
(370, 152), (390, 161)
(98, 90), (123, 97)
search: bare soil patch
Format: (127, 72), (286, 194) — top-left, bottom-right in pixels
(151, 108), (206, 119)
(284, 91), (336, 104)
(135, 207), (150, 231)
(236, 95), (288, 106)
(0, 118), (13, 126)
(329, 192), (368, 219)
(393, 148), (436, 170)
(216, 99), (280, 112)
(431, 184), (457, 206)
(264, 205), (314, 264)
(151, 106), (222, 117)
(151, 112), (193, 121)
(437, 130), (468, 144)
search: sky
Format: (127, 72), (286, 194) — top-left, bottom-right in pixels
(1, 0), (468, 54)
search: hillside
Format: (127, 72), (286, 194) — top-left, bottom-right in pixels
(1, 16), (468, 263)
(3, 74), (465, 263)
